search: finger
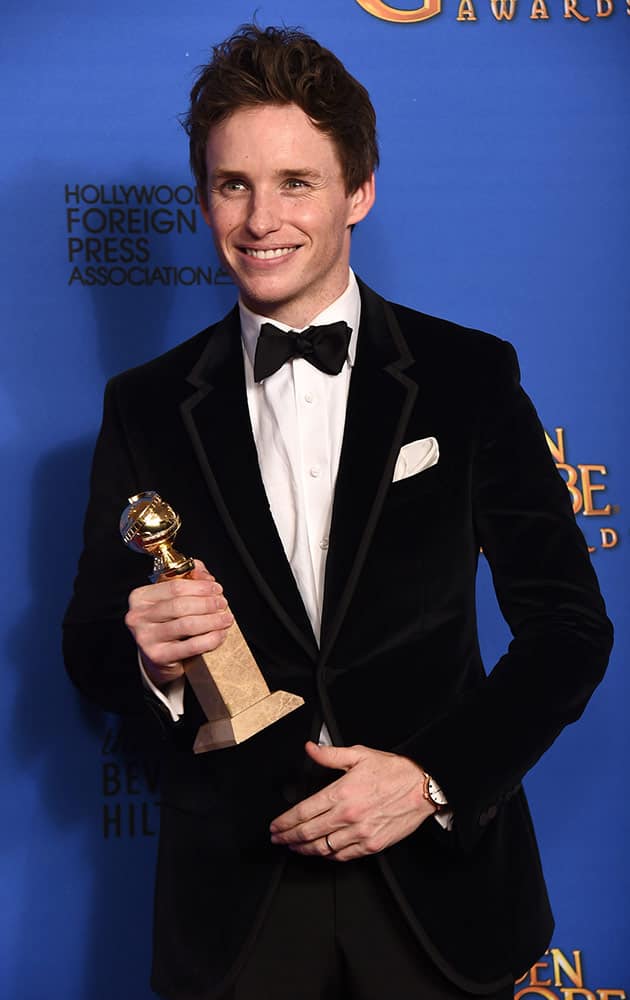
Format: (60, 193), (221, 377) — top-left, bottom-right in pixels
(188, 559), (216, 583)
(270, 810), (345, 845)
(322, 827), (363, 855)
(129, 577), (221, 608)
(329, 842), (370, 862)
(286, 834), (370, 863)
(286, 827), (362, 859)
(140, 627), (232, 666)
(305, 828), (361, 855)
(128, 593), (228, 626)
(286, 834), (341, 859)
(156, 577), (222, 601)
(158, 611), (233, 642)
(152, 594), (230, 626)
(269, 786), (338, 834)
(304, 741), (363, 772)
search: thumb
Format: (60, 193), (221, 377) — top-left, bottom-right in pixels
(304, 741), (362, 772)
(190, 559), (215, 581)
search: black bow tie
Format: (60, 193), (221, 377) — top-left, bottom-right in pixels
(253, 321), (352, 383)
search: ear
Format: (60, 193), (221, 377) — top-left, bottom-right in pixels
(347, 173), (376, 227)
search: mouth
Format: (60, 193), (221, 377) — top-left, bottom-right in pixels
(239, 246), (300, 260)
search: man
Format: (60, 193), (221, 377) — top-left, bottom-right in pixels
(63, 23), (613, 1000)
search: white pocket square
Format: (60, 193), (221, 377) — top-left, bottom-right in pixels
(392, 436), (439, 483)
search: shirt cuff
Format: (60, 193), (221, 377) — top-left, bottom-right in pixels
(138, 650), (185, 722)
(434, 811), (454, 832)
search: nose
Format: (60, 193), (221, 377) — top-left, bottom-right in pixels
(245, 190), (281, 238)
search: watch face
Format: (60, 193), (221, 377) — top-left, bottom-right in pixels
(428, 778), (448, 807)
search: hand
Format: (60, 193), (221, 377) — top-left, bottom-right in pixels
(125, 559), (234, 687)
(269, 741), (435, 862)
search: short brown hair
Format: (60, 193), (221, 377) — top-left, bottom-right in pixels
(183, 24), (379, 200)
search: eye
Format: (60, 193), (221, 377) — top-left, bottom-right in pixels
(284, 178), (308, 190)
(221, 179), (247, 193)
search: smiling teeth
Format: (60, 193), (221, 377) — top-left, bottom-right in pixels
(244, 247), (297, 259)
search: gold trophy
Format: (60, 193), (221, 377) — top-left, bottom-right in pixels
(120, 491), (304, 753)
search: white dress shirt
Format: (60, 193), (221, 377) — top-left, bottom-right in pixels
(240, 270), (361, 644)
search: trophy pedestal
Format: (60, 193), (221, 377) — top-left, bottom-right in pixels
(185, 622), (304, 754)
(193, 689), (305, 753)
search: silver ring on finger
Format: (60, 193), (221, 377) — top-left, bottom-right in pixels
(325, 834), (334, 853)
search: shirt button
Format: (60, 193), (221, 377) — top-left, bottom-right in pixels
(320, 538), (329, 550)
(309, 466), (320, 478)
(304, 392), (314, 403)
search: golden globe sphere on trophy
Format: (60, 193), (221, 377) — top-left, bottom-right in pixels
(120, 492), (304, 753)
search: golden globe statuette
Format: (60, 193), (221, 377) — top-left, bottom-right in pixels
(120, 492), (304, 754)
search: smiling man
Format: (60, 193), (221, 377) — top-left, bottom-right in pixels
(64, 23), (612, 1000)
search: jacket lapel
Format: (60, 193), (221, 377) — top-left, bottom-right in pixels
(319, 281), (418, 664)
(180, 308), (318, 662)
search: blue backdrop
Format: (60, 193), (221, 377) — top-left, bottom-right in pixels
(1, 2), (628, 997)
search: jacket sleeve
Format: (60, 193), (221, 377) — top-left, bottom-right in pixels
(400, 340), (613, 850)
(63, 376), (174, 732)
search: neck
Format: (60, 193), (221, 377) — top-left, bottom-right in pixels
(241, 274), (352, 330)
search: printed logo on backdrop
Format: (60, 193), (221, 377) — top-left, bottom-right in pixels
(101, 722), (160, 838)
(355, 0), (628, 22)
(65, 183), (233, 288)
(545, 428), (620, 554)
(516, 947), (626, 1000)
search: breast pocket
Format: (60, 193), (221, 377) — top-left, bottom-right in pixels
(387, 462), (443, 506)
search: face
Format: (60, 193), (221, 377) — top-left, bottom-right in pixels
(200, 103), (375, 327)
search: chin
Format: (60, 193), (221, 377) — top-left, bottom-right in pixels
(242, 281), (299, 312)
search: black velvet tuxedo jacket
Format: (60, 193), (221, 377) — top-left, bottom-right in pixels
(64, 279), (612, 999)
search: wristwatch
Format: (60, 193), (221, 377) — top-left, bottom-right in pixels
(422, 771), (449, 813)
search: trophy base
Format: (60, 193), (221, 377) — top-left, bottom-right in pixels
(193, 690), (304, 754)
